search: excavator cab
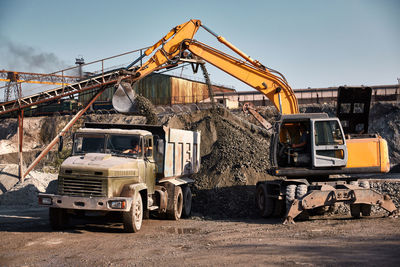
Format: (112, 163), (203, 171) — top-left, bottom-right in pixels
(270, 113), (348, 176)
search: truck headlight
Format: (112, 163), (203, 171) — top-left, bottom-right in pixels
(39, 197), (52, 205)
(109, 200), (126, 209)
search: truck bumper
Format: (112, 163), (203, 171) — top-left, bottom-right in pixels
(38, 193), (132, 212)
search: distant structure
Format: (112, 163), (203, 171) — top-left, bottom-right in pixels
(0, 70), (79, 102)
(4, 72), (22, 102)
(75, 57), (85, 78)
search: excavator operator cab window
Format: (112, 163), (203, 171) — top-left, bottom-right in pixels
(278, 122), (311, 167)
(314, 121), (344, 146)
(279, 123), (310, 146)
(311, 118), (347, 168)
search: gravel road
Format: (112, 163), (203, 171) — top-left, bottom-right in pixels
(0, 207), (399, 266)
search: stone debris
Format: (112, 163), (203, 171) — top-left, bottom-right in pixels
(0, 164), (57, 206)
(134, 95), (158, 125)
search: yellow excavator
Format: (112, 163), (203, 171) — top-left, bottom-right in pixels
(112, 19), (398, 222)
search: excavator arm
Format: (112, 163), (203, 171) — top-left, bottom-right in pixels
(113, 19), (299, 115)
(127, 19), (202, 77)
(184, 40), (298, 114)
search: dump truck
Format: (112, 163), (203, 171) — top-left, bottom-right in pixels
(110, 19), (398, 222)
(38, 122), (201, 232)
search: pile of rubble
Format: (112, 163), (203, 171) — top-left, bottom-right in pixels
(166, 108), (274, 218)
(0, 164), (57, 206)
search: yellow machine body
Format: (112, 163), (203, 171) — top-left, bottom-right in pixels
(346, 136), (390, 173)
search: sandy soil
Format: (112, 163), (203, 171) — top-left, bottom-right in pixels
(0, 207), (399, 266)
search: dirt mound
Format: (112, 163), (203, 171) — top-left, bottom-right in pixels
(166, 107), (274, 218)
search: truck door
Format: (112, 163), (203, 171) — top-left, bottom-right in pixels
(144, 136), (156, 193)
(311, 118), (347, 168)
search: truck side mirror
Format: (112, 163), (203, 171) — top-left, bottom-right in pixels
(58, 136), (63, 152)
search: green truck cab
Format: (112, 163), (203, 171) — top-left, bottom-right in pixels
(38, 123), (201, 232)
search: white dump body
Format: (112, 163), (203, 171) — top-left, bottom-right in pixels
(161, 127), (201, 177)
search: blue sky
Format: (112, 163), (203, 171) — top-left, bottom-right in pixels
(0, 0), (399, 92)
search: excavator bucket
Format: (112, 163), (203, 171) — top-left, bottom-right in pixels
(112, 82), (138, 114)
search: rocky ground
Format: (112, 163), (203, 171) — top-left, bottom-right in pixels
(0, 207), (399, 266)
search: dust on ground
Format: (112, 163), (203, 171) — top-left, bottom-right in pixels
(0, 206), (399, 266)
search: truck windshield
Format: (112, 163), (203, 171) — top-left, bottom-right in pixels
(73, 134), (142, 158)
(106, 134), (142, 158)
(74, 134), (106, 154)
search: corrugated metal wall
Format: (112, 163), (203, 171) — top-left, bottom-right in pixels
(78, 73), (236, 106)
(133, 74), (172, 105)
(78, 84), (115, 104)
(170, 77), (209, 104)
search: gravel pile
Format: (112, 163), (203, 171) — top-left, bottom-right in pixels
(321, 180), (400, 217)
(371, 181), (400, 209)
(166, 107), (273, 218)
(0, 164), (57, 207)
(134, 95), (158, 125)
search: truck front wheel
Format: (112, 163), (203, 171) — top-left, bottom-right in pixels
(49, 207), (69, 230)
(123, 193), (143, 233)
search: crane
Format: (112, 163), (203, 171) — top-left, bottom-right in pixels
(112, 19), (398, 223)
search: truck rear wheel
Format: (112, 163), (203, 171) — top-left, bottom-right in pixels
(123, 193), (143, 233)
(167, 186), (183, 220)
(256, 184), (274, 218)
(49, 207), (69, 230)
(181, 186), (192, 218)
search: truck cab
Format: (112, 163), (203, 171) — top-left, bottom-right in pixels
(39, 123), (201, 233)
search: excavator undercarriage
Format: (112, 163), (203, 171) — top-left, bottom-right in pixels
(256, 179), (398, 223)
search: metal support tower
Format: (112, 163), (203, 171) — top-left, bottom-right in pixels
(4, 72), (22, 102)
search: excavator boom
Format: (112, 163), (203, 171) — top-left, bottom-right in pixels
(185, 40), (298, 114)
(113, 19), (299, 115)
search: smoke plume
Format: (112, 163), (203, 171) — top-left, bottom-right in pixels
(0, 37), (73, 74)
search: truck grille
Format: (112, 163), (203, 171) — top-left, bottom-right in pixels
(58, 176), (106, 197)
